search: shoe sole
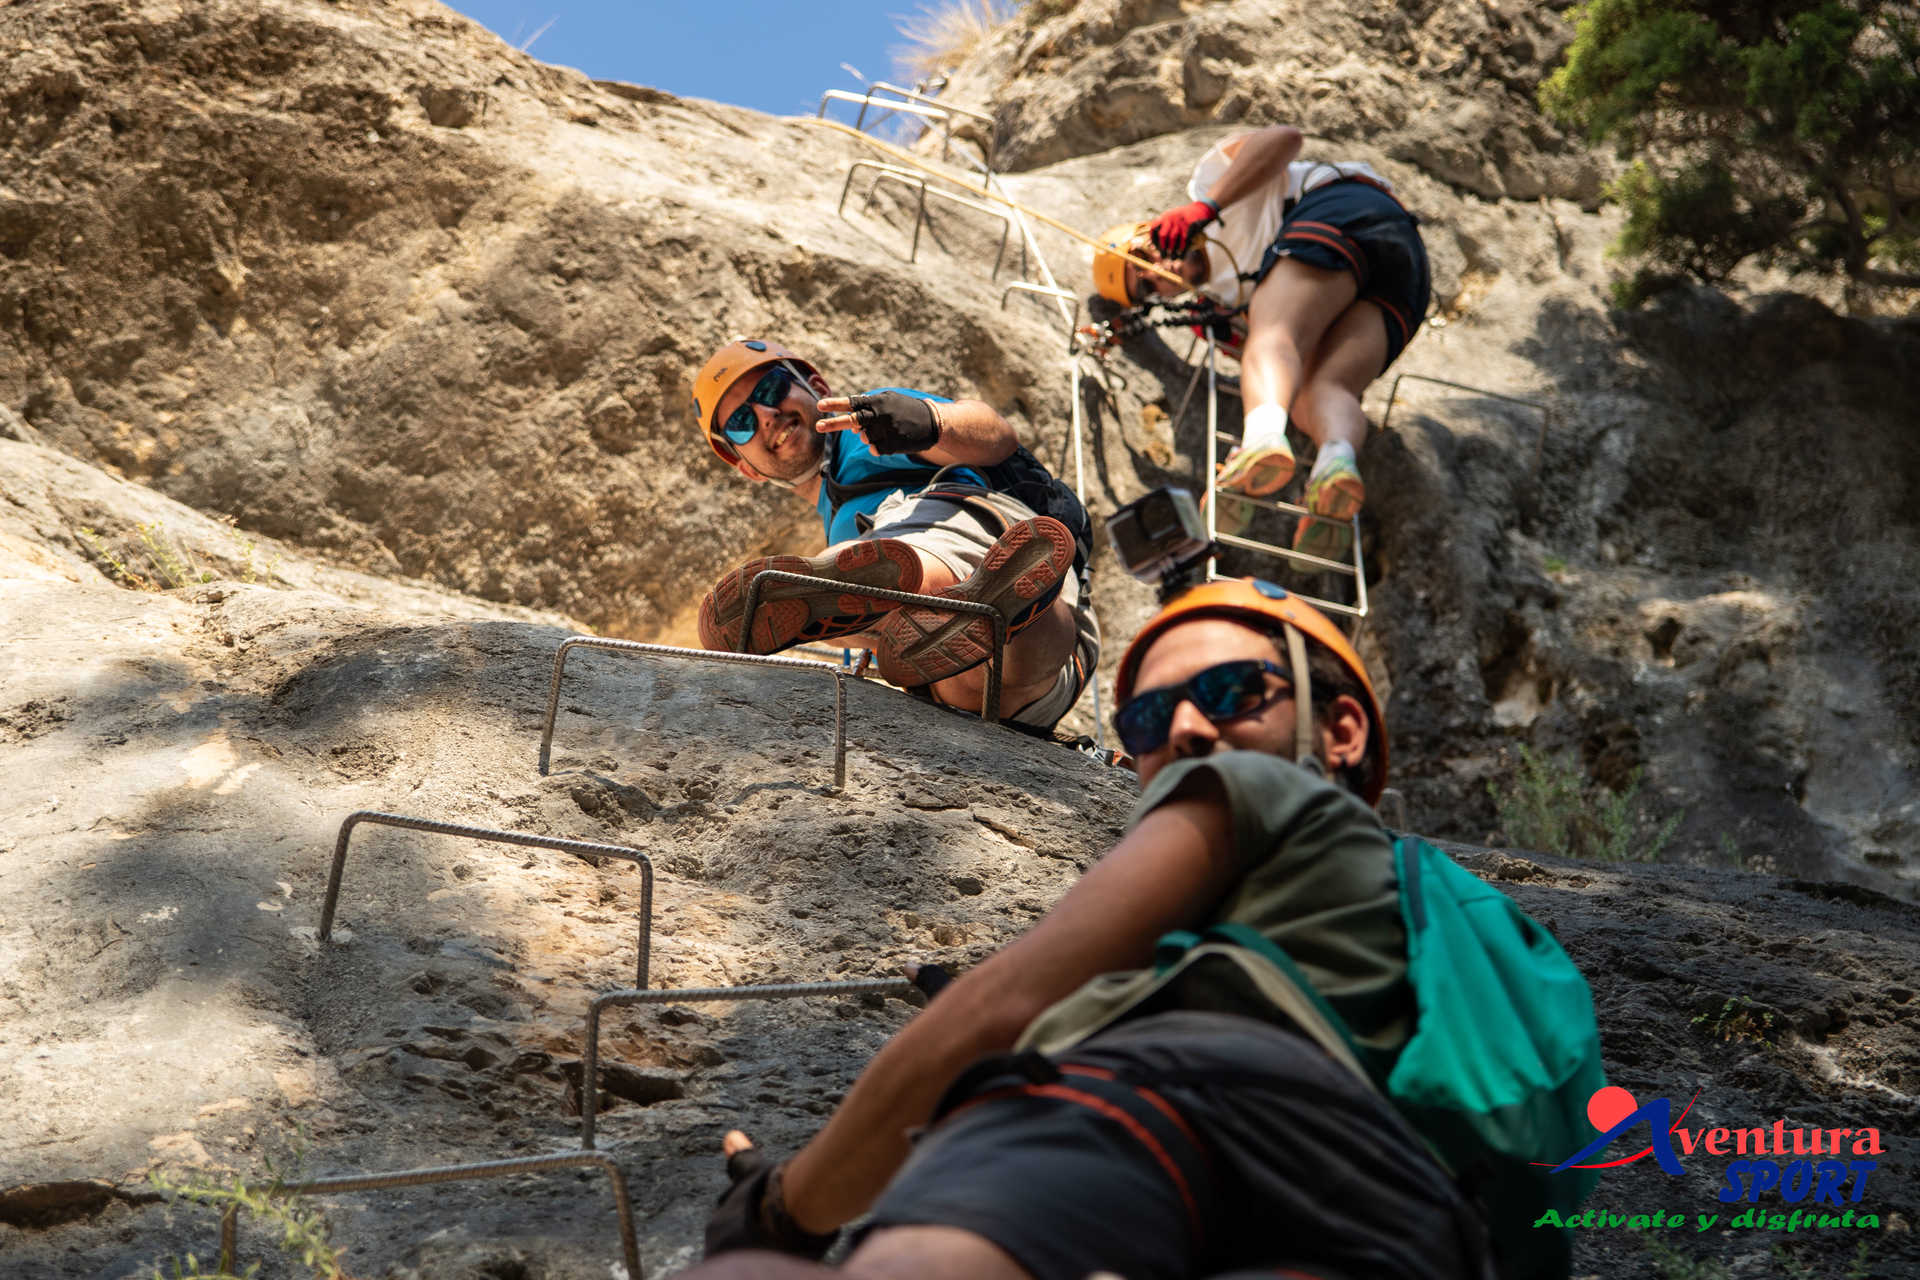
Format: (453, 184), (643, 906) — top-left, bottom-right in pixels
(1217, 445), (1296, 497)
(1293, 512), (1356, 561)
(874, 517), (1074, 688)
(698, 539), (923, 654)
(1202, 489), (1259, 538)
(1306, 470), (1365, 520)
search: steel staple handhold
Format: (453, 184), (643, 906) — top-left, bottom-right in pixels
(539, 635), (849, 791)
(315, 810), (655, 988)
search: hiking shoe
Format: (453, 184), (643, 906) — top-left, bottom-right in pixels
(1292, 511), (1355, 561)
(1291, 454), (1366, 562)
(1201, 487), (1260, 538)
(1215, 438), (1295, 497)
(874, 516), (1074, 688)
(697, 538), (924, 654)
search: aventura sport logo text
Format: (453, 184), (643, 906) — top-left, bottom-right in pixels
(1534, 1086), (1886, 1234)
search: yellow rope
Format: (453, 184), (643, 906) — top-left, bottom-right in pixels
(791, 115), (1189, 291)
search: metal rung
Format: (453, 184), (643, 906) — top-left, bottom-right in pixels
(217, 1151), (639, 1280)
(816, 84), (995, 182)
(1203, 569), (1366, 621)
(315, 811), (655, 988)
(818, 88), (950, 126)
(742, 570), (1005, 723)
(1000, 281), (1080, 352)
(540, 637), (848, 790)
(1216, 527), (1360, 577)
(837, 159), (1023, 278)
(579, 978), (914, 1148)
(1201, 330), (1369, 635)
(863, 80), (993, 128)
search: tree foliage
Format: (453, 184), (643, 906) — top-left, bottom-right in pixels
(1539, 0), (1920, 303)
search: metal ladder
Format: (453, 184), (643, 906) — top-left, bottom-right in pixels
(812, 74), (1108, 743)
(1193, 332), (1369, 637)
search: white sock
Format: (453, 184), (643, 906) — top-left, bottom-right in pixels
(1241, 403), (1290, 452)
(1311, 439), (1356, 479)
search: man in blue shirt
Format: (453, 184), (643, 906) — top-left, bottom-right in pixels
(690, 338), (1098, 732)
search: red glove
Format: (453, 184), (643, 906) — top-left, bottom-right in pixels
(1147, 198), (1220, 256)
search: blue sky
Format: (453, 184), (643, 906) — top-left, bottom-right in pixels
(442, 1), (933, 117)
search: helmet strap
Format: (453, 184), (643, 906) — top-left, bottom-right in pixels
(1283, 621), (1321, 776)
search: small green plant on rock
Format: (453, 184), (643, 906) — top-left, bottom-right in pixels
(1692, 995), (1778, 1046)
(219, 515), (283, 585)
(147, 1161), (346, 1280)
(77, 525), (154, 590)
(1643, 1230), (1728, 1280)
(76, 518), (283, 591)
(1488, 745), (1683, 862)
(1771, 1239), (1873, 1280)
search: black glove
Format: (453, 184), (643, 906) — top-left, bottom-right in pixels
(910, 962), (954, 999)
(704, 1149), (838, 1260)
(844, 391), (941, 455)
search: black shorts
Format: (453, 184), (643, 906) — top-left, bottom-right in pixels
(1257, 180), (1432, 369)
(859, 1011), (1484, 1280)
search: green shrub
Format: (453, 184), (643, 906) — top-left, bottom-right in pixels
(1539, 0), (1920, 300)
(1488, 745), (1683, 862)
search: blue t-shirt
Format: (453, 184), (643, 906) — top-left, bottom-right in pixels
(814, 387), (988, 545)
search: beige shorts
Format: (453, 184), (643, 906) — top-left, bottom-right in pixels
(861, 486), (1099, 731)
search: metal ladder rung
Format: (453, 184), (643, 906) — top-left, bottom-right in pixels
(1215, 529), (1359, 577)
(838, 159), (1024, 278)
(1209, 574), (1367, 621)
(1199, 329), (1369, 637)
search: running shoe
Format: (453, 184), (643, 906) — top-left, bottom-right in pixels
(874, 516), (1074, 688)
(698, 538), (923, 654)
(1291, 453), (1366, 562)
(1215, 437), (1296, 497)
(1201, 487), (1261, 538)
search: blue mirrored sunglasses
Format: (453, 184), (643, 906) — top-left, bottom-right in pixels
(717, 365), (798, 446)
(1113, 658), (1291, 756)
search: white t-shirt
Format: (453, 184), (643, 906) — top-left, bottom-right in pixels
(1186, 139), (1389, 308)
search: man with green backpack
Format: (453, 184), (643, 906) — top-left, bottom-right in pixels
(693, 578), (1605, 1280)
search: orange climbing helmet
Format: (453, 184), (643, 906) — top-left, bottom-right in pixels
(690, 338), (820, 470)
(1115, 577), (1388, 803)
(1092, 221), (1152, 306)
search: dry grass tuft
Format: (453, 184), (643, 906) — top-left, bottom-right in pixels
(891, 0), (1018, 82)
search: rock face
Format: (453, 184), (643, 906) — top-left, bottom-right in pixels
(935, 0), (1606, 202)
(3, 1), (1920, 1276)
(5, 0), (1918, 888)
(2, 440), (1917, 1279)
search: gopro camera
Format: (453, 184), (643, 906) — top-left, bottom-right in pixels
(1106, 487), (1213, 594)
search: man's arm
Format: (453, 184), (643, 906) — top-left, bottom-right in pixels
(1146, 125), (1305, 256)
(775, 784), (1240, 1234)
(1203, 124), (1303, 213)
(815, 395), (1019, 469)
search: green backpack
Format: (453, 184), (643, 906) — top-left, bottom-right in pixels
(1158, 835), (1605, 1280)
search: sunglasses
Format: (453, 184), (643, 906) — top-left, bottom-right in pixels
(1114, 658), (1292, 755)
(717, 365), (800, 446)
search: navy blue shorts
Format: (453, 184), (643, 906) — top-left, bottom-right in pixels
(857, 1011), (1484, 1280)
(1256, 180), (1431, 369)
